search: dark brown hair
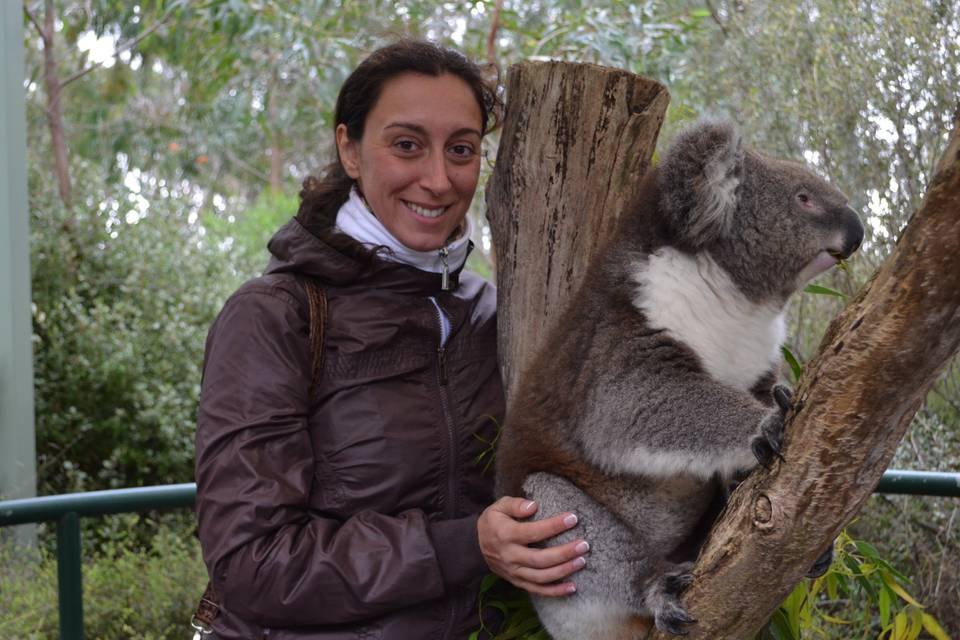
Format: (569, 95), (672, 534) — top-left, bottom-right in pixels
(297, 39), (502, 247)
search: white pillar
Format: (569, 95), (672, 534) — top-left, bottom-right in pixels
(1, 0), (38, 545)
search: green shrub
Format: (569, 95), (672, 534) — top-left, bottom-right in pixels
(0, 516), (207, 640)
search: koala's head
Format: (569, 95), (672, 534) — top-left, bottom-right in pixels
(657, 119), (864, 304)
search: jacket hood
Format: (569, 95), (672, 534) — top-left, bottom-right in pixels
(264, 218), (470, 294)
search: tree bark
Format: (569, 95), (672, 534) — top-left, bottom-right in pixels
(487, 60), (960, 638)
(644, 111), (960, 640)
(39, 0), (71, 207)
(485, 61), (669, 399)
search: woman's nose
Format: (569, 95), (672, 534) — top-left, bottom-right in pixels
(419, 152), (452, 194)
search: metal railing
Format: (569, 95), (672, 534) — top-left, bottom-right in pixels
(0, 471), (958, 639)
(0, 483), (195, 640)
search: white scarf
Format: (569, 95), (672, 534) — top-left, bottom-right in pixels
(334, 187), (472, 275)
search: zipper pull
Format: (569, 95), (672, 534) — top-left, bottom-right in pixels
(437, 346), (448, 385)
(439, 247), (450, 291)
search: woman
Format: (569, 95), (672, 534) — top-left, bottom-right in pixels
(195, 40), (589, 639)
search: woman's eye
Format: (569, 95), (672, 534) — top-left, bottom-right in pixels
(395, 140), (419, 152)
(449, 144), (475, 158)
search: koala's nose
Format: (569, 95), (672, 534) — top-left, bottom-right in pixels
(840, 206), (864, 257)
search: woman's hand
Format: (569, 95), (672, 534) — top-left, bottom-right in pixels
(477, 497), (589, 597)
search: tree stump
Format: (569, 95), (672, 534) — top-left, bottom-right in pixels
(485, 61), (669, 399)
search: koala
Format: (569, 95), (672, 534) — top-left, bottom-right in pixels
(495, 119), (864, 639)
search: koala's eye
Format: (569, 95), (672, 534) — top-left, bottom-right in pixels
(796, 192), (814, 208)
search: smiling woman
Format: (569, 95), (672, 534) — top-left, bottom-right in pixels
(336, 72), (483, 252)
(193, 40), (591, 640)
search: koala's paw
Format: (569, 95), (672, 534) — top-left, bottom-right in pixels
(805, 542), (835, 578)
(751, 385), (792, 468)
(645, 564), (697, 636)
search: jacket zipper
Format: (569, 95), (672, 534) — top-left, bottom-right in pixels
(439, 247), (451, 291)
(432, 298), (460, 639)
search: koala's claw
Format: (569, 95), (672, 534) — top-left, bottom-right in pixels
(646, 565), (697, 636)
(773, 384), (793, 413)
(805, 543), (835, 578)
(654, 602), (697, 637)
(752, 384), (793, 468)
(663, 571), (694, 595)
(750, 423), (783, 468)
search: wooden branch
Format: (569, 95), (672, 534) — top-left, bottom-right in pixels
(647, 115), (960, 639)
(486, 0), (503, 67)
(486, 61), (669, 398)
(23, 3), (47, 42)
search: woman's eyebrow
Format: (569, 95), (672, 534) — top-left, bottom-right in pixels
(385, 122), (482, 138)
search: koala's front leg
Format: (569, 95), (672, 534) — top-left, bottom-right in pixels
(580, 373), (793, 481)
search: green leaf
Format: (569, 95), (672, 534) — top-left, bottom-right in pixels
(767, 609), (797, 640)
(480, 573), (500, 594)
(854, 540), (881, 560)
(893, 611), (908, 639)
(921, 613), (951, 640)
(803, 283), (847, 298)
(879, 584), (892, 628)
(882, 572), (923, 608)
(781, 345), (803, 381)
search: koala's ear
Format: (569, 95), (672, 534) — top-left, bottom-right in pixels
(658, 119), (744, 247)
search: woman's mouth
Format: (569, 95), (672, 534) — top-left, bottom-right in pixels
(404, 200), (447, 219)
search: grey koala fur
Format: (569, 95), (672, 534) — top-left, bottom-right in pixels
(494, 119), (864, 639)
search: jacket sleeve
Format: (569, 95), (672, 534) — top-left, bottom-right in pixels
(194, 286), (487, 626)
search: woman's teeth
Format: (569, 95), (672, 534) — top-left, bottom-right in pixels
(406, 202), (446, 218)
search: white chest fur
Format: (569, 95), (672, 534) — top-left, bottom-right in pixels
(630, 247), (785, 392)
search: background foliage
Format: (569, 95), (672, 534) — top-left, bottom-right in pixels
(7, 0), (959, 637)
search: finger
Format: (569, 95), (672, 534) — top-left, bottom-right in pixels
(513, 512), (580, 545)
(493, 496), (539, 519)
(514, 555), (586, 584)
(512, 539), (590, 570)
(511, 577), (578, 598)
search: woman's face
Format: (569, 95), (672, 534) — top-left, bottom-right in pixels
(336, 72), (483, 252)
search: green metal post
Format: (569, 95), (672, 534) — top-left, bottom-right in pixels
(56, 512), (84, 640)
(0, 0), (37, 548)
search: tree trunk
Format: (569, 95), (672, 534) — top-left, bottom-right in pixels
(267, 69), (283, 195)
(487, 60), (960, 638)
(40, 0), (71, 207)
(485, 61), (669, 399)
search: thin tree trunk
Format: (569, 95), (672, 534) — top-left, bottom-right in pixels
(40, 0), (71, 207)
(645, 111), (960, 640)
(268, 70), (283, 195)
(485, 61), (669, 398)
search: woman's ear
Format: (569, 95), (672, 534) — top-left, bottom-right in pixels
(336, 124), (361, 180)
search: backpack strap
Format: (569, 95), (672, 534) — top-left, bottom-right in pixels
(191, 277), (327, 635)
(302, 276), (328, 391)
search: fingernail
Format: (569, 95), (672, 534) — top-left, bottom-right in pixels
(563, 513), (578, 527)
(523, 500), (536, 511)
(566, 584), (577, 594)
(574, 556), (586, 568)
(575, 541), (590, 554)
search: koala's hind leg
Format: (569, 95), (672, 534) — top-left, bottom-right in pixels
(522, 472), (695, 639)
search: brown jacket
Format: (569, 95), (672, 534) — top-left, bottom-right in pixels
(195, 219), (505, 639)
